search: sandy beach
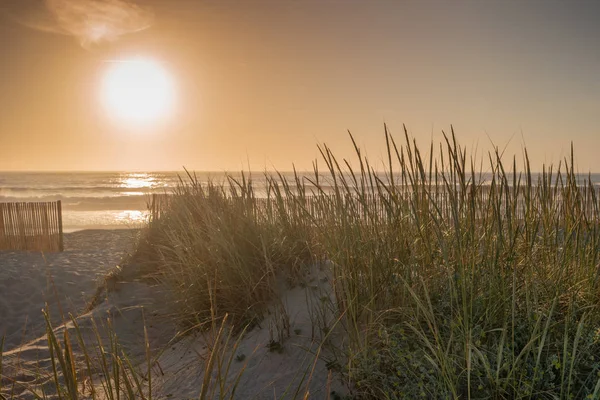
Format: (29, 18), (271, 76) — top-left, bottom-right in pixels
(0, 228), (347, 399)
(0, 228), (178, 399)
(0, 229), (140, 351)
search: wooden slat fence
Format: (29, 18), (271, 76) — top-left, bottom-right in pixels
(0, 201), (64, 252)
(148, 194), (172, 221)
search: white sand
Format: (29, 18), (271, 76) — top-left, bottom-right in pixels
(1, 230), (349, 399)
(150, 263), (349, 399)
(0, 230), (140, 351)
(1, 229), (178, 399)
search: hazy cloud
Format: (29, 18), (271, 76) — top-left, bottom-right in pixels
(4, 0), (153, 46)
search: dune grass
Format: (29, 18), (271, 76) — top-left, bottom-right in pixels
(123, 126), (600, 398)
(135, 170), (317, 330)
(321, 128), (600, 399)
(139, 126), (600, 398)
(4, 126), (600, 399)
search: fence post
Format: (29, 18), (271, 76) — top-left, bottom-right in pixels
(0, 204), (5, 249)
(57, 200), (64, 251)
(152, 194), (157, 220)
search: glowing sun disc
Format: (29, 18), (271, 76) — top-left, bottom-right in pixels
(101, 59), (175, 124)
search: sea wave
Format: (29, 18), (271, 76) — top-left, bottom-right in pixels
(0, 194), (155, 211)
(0, 187), (167, 198)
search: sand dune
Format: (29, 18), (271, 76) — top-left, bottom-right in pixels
(0, 229), (178, 399)
(0, 229), (140, 352)
(1, 230), (348, 399)
(150, 263), (348, 399)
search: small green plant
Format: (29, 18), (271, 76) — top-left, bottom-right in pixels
(267, 340), (284, 354)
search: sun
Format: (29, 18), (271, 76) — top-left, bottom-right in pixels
(101, 59), (175, 125)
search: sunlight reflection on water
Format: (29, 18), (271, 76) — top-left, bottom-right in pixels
(115, 210), (146, 223)
(121, 173), (156, 189)
(62, 210), (150, 232)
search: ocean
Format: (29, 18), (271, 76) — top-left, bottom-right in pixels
(0, 171), (305, 232)
(2, 171), (600, 232)
(0, 172), (183, 232)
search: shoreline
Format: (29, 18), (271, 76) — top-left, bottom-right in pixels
(62, 225), (145, 233)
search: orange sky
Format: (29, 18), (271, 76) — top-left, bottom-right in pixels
(0, 1), (599, 172)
